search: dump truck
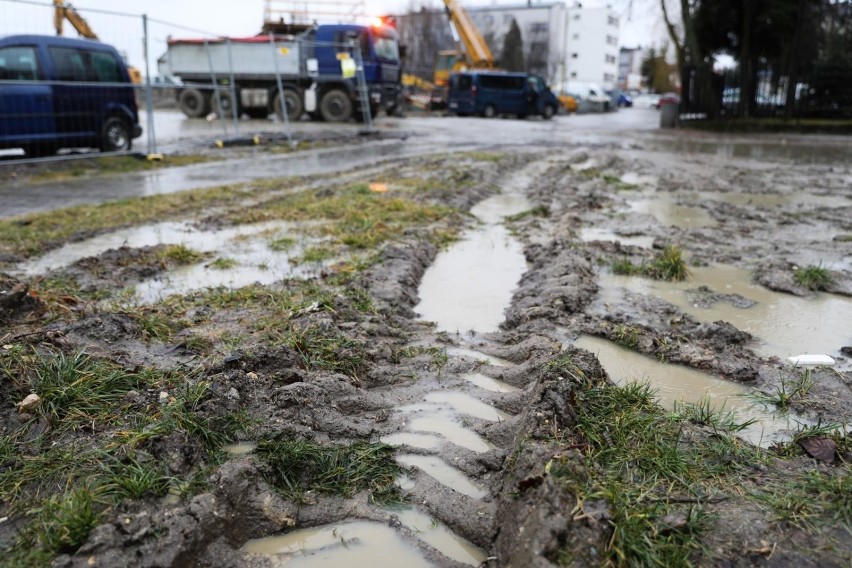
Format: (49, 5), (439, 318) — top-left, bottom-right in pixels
(158, 22), (402, 122)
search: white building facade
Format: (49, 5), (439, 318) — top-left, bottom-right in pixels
(466, 1), (620, 89)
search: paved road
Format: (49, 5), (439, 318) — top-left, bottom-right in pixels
(1, 109), (663, 219)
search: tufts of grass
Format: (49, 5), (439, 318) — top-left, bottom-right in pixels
(30, 487), (102, 554)
(753, 369), (814, 410)
(793, 263), (832, 291)
(282, 324), (366, 377)
(755, 469), (851, 533)
(297, 245), (336, 263)
(28, 351), (138, 430)
(269, 236), (297, 251)
(505, 205), (551, 223)
(132, 311), (179, 342)
(102, 458), (173, 500)
(157, 244), (205, 265)
(674, 398), (757, 433)
(208, 257), (238, 270)
(611, 245), (690, 282)
(611, 323), (642, 350)
(645, 245), (690, 281)
(256, 437), (401, 503)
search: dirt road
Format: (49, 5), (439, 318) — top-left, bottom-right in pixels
(1, 111), (850, 567)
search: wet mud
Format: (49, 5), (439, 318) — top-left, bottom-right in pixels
(1, 131), (850, 567)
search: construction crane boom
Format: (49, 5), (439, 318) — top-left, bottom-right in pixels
(443, 0), (494, 68)
(53, 1), (98, 39)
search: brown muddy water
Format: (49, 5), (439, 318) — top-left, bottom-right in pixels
(627, 195), (718, 228)
(573, 335), (803, 447)
(578, 227), (656, 248)
(598, 265), (852, 360)
(414, 190), (530, 334)
(18, 220), (315, 302)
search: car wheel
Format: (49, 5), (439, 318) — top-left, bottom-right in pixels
(100, 116), (132, 152)
(274, 89), (303, 121)
(178, 88), (209, 118)
(542, 104), (555, 120)
(319, 89), (353, 122)
(483, 104), (496, 118)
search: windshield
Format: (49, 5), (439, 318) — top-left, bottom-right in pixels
(373, 35), (399, 62)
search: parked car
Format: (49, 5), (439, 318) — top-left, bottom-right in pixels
(558, 81), (612, 112)
(632, 93), (660, 109)
(606, 89), (633, 107)
(556, 92), (577, 113)
(447, 71), (559, 119)
(657, 92), (679, 108)
(0, 34), (142, 157)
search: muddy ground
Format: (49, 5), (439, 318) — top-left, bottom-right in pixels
(1, 121), (850, 567)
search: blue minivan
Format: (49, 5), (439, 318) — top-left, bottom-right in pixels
(0, 34), (141, 157)
(447, 71), (558, 119)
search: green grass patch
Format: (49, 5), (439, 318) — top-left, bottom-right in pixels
(269, 236), (297, 251)
(281, 324), (366, 377)
(755, 469), (851, 533)
(793, 263), (832, 291)
(208, 257), (238, 270)
(219, 183), (455, 251)
(256, 437), (401, 503)
(0, 184), (254, 258)
(611, 245), (690, 282)
(157, 244), (205, 265)
(603, 174), (639, 190)
(297, 245), (337, 263)
(505, 205), (551, 222)
(25, 154), (216, 183)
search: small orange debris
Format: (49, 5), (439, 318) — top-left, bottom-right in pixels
(369, 182), (388, 193)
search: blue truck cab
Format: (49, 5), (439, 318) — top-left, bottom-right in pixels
(448, 71), (558, 120)
(0, 34), (141, 157)
(308, 23), (401, 117)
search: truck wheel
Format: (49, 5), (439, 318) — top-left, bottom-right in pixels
(483, 104), (496, 118)
(319, 89), (353, 122)
(213, 90), (236, 117)
(100, 116), (132, 152)
(178, 88), (209, 118)
(542, 104), (556, 120)
(274, 90), (303, 121)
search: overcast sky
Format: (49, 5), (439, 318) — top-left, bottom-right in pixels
(0, 0), (665, 70)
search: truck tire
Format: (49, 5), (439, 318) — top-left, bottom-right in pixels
(319, 89), (353, 122)
(100, 116), (132, 152)
(274, 90), (303, 121)
(178, 88), (209, 118)
(213, 90), (236, 117)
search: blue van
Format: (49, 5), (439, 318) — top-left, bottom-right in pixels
(0, 34), (141, 157)
(447, 71), (558, 119)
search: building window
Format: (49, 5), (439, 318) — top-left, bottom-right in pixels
(606, 35), (618, 46)
(571, 53), (578, 59)
(604, 73), (615, 82)
(605, 55), (616, 64)
(608, 15), (618, 26)
(530, 22), (548, 33)
(571, 71), (577, 78)
(573, 14), (580, 20)
(572, 33), (579, 40)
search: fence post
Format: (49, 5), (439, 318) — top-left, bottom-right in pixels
(225, 38), (241, 137)
(204, 39), (228, 137)
(142, 14), (157, 155)
(268, 34), (293, 146)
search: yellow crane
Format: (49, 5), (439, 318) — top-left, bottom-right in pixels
(52, 0), (142, 84)
(433, 0), (496, 86)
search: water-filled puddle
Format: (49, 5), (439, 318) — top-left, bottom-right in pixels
(446, 347), (513, 367)
(380, 432), (443, 450)
(578, 227), (655, 248)
(461, 372), (520, 393)
(407, 416), (495, 454)
(424, 391), (510, 422)
(620, 172), (657, 187)
(392, 507), (486, 566)
(628, 197), (717, 228)
(18, 220), (314, 302)
(415, 192), (530, 334)
(241, 521), (432, 567)
(396, 454), (488, 499)
(598, 265), (852, 359)
(574, 335), (801, 446)
(648, 139), (852, 164)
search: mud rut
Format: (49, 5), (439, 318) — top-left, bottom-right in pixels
(4, 143), (851, 567)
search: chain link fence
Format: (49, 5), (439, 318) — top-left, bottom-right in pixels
(1, 0), (378, 163)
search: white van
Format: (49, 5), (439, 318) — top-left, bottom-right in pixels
(557, 81), (612, 113)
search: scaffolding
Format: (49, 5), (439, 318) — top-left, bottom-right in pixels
(263, 0), (366, 29)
